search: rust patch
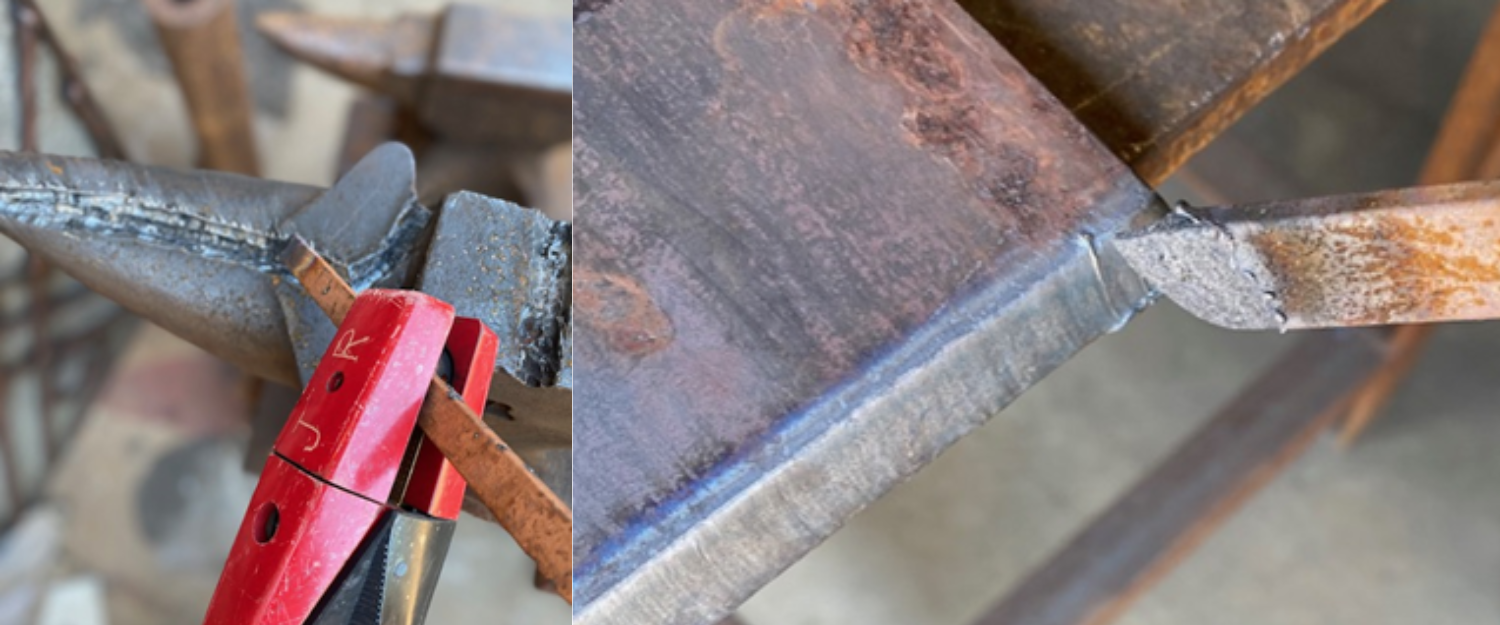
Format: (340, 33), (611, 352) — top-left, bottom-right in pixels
(977, 144), (1039, 211)
(575, 268), (675, 357)
(843, 0), (964, 98)
(904, 101), (1039, 217)
(839, 0), (1043, 227)
(1254, 214), (1500, 324)
(906, 100), (980, 150)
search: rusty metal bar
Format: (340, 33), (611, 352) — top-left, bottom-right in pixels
(975, 329), (1389, 625)
(1339, 1), (1500, 444)
(11, 0), (124, 159)
(1116, 181), (1500, 330)
(12, 1), (52, 474)
(1338, 324), (1431, 444)
(1, 0), (36, 516)
(12, 0), (36, 152)
(974, 6), (1497, 622)
(144, 0), (259, 175)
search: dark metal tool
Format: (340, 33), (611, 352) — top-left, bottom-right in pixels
(0, 145), (568, 383)
(1116, 181), (1500, 330)
(0, 143), (572, 494)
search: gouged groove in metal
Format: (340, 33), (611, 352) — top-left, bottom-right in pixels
(334, 210), (429, 290)
(0, 181), (428, 290)
(519, 221), (571, 386)
(0, 186), (281, 269)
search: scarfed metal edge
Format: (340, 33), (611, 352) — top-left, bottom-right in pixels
(574, 190), (1164, 624)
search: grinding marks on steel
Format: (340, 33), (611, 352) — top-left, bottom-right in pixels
(1115, 181), (1500, 330)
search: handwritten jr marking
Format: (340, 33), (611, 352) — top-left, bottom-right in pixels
(296, 417), (322, 452)
(332, 329), (371, 362)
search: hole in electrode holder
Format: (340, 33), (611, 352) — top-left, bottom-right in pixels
(327, 371), (344, 392)
(253, 502), (279, 543)
(437, 349), (455, 384)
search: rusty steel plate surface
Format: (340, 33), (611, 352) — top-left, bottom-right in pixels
(573, 1), (1157, 622)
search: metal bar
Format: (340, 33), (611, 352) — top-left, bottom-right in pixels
(25, 255), (53, 459)
(975, 330), (1389, 625)
(1339, 1), (1500, 444)
(12, 0), (124, 159)
(960, 0), (1391, 186)
(258, 4), (570, 148)
(0, 0), (34, 516)
(1338, 324), (1430, 445)
(12, 0), (36, 152)
(572, 0), (1386, 622)
(976, 7), (1493, 619)
(1116, 181), (1500, 330)
(144, 0), (259, 175)
(13, 0), (57, 472)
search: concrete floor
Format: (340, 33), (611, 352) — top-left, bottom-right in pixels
(741, 1), (1500, 624)
(744, 304), (1500, 625)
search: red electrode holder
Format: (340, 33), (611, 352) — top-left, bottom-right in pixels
(202, 290), (497, 625)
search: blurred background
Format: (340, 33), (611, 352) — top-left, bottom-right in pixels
(0, 0), (569, 623)
(735, 1), (1500, 624)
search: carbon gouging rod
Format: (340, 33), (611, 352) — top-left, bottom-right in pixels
(281, 237), (575, 603)
(1115, 180), (1500, 330)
